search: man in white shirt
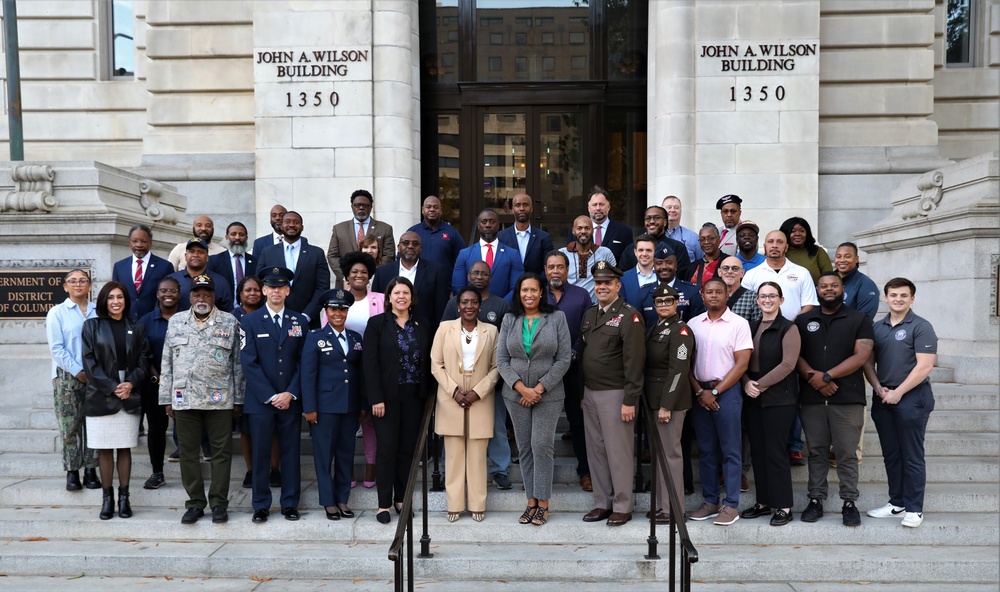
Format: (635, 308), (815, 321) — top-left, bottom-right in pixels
(741, 230), (818, 321)
(167, 215), (225, 271)
(251, 204), (287, 257)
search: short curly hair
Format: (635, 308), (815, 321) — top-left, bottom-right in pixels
(340, 250), (377, 280)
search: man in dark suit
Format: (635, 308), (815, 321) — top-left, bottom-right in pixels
(256, 211), (330, 328)
(498, 192), (555, 275)
(565, 186), (632, 263)
(168, 238), (234, 313)
(452, 209), (524, 299)
(251, 204), (287, 257)
(239, 267), (308, 523)
(112, 225), (175, 320)
(209, 222), (256, 298)
(371, 231), (450, 331)
(618, 206), (693, 281)
(326, 189), (395, 286)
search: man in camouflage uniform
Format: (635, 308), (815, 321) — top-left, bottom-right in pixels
(159, 275), (244, 524)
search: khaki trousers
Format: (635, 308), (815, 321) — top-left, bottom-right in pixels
(583, 388), (635, 513)
(444, 435), (489, 513)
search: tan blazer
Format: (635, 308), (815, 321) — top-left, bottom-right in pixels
(326, 218), (396, 285)
(431, 319), (500, 439)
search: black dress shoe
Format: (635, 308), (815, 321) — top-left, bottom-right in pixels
(740, 503), (771, 519)
(325, 508), (341, 521)
(212, 506), (229, 523)
(242, 471), (252, 489)
(376, 510), (391, 524)
(770, 509), (792, 526)
(252, 509), (269, 523)
(66, 471), (82, 491)
(269, 469), (282, 488)
(582, 508), (612, 522)
(337, 507), (354, 518)
(181, 507), (204, 524)
(281, 507), (299, 521)
(83, 468), (102, 489)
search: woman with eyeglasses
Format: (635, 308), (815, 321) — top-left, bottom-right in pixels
(690, 223), (724, 288)
(740, 281), (801, 526)
(643, 283), (696, 523)
(780, 217), (832, 285)
(45, 269), (102, 492)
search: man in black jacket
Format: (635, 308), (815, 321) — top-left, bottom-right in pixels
(794, 272), (874, 527)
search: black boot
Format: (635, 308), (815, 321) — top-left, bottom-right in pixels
(118, 485), (132, 519)
(66, 471), (82, 491)
(99, 487), (115, 520)
(83, 468), (102, 489)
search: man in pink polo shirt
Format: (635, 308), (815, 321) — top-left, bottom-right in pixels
(687, 277), (753, 526)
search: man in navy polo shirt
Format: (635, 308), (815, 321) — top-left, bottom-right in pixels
(408, 195), (466, 275)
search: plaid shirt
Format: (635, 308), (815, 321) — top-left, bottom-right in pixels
(728, 287), (761, 324)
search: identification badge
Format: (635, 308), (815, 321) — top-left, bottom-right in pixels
(257, 334), (270, 338)
(174, 389), (184, 405)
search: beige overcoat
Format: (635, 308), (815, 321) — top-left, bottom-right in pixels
(430, 319), (499, 439)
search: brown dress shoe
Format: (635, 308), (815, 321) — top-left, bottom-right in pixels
(582, 508), (612, 522)
(606, 512), (632, 526)
(580, 475), (593, 492)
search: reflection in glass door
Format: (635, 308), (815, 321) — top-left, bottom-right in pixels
(482, 113), (526, 213)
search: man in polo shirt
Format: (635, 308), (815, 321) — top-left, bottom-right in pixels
(835, 242), (880, 320)
(408, 195), (466, 273)
(687, 277), (753, 526)
(741, 230), (818, 321)
(735, 220), (765, 272)
(864, 277), (938, 528)
(795, 272), (874, 527)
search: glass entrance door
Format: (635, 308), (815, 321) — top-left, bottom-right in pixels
(478, 106), (587, 248)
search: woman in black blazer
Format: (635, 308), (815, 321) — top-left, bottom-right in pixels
(362, 277), (432, 524)
(81, 281), (149, 520)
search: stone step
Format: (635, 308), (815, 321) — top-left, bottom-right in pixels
(1, 478), (995, 514)
(2, 536), (996, 584)
(0, 506), (995, 549)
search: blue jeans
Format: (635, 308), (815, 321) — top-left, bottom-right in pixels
(787, 414), (804, 453)
(871, 383), (934, 513)
(690, 384), (743, 508)
(487, 385), (511, 476)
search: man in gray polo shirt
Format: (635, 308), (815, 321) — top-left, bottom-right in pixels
(863, 277), (938, 528)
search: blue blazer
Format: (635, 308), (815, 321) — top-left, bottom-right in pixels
(498, 225), (555, 276)
(452, 242), (524, 299)
(112, 254), (174, 321)
(637, 279), (705, 328)
(565, 219), (632, 264)
(619, 270), (658, 312)
(208, 250), (256, 298)
(239, 307), (308, 414)
(300, 325), (364, 415)
(251, 233), (280, 258)
(255, 237), (330, 326)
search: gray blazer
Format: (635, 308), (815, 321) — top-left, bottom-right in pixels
(496, 310), (572, 404)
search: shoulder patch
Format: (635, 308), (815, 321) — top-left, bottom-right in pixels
(676, 343), (689, 360)
(680, 326), (689, 336)
(633, 314), (641, 323)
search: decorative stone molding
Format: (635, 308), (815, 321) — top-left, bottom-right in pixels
(0, 165), (57, 213)
(138, 179), (180, 224)
(0, 259), (94, 269)
(901, 170), (944, 220)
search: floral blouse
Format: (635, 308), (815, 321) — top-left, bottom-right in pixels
(394, 318), (421, 385)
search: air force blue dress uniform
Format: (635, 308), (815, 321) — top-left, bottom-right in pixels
(240, 267), (307, 517)
(301, 290), (364, 512)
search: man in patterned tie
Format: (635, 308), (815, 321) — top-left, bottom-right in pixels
(209, 222), (256, 299)
(716, 195), (743, 257)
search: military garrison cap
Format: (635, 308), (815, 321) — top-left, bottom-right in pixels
(653, 243), (677, 260)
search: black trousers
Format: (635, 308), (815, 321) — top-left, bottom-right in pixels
(373, 385), (424, 509)
(745, 403), (796, 509)
(140, 383), (169, 473)
(561, 359), (589, 477)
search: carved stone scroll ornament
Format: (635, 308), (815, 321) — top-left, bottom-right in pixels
(0, 165), (56, 213)
(138, 179), (179, 224)
(901, 170), (944, 220)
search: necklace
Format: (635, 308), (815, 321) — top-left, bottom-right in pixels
(461, 326), (476, 344)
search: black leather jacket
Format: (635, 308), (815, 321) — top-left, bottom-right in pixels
(81, 317), (149, 416)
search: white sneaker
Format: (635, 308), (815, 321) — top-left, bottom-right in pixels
(901, 512), (923, 528)
(866, 503), (905, 518)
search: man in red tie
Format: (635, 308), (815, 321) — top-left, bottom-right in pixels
(451, 209), (523, 299)
(112, 224), (175, 320)
(716, 194), (743, 257)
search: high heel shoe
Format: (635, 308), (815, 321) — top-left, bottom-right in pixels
(518, 505), (538, 525)
(99, 487), (115, 520)
(337, 505), (354, 518)
(531, 507), (548, 526)
(118, 485), (132, 519)
(325, 506), (341, 521)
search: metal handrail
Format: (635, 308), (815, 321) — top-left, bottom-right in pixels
(638, 394), (699, 591)
(387, 393), (437, 592)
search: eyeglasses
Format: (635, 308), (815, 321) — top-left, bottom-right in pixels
(718, 265), (741, 272)
(65, 279), (91, 286)
(757, 294), (780, 300)
(699, 236), (719, 243)
(653, 298), (676, 306)
(352, 202), (372, 209)
(157, 289), (180, 295)
(399, 240), (421, 247)
(643, 215), (665, 222)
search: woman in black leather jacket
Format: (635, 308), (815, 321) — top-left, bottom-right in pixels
(81, 281), (149, 520)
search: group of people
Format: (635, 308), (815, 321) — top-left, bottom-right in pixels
(44, 186), (937, 532)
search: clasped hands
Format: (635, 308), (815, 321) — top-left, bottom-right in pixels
(514, 381), (543, 407)
(807, 372), (838, 397)
(113, 381), (133, 400)
(454, 387), (481, 408)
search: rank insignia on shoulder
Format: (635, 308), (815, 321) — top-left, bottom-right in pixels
(677, 344), (689, 360)
(633, 314), (640, 323)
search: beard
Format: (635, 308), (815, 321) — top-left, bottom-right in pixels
(192, 302), (213, 316)
(820, 294), (844, 310)
(549, 278), (564, 289)
(228, 243), (247, 256)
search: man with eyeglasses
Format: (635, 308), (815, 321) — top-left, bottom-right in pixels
(716, 194), (743, 257)
(372, 230), (450, 332)
(112, 224), (175, 320)
(619, 206), (692, 282)
(718, 256), (761, 324)
(326, 189), (396, 285)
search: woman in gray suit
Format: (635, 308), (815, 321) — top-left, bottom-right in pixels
(496, 272), (572, 526)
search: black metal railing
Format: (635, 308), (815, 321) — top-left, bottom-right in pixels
(387, 393), (436, 592)
(636, 395), (699, 591)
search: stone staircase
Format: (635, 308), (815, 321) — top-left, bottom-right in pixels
(0, 382), (996, 591)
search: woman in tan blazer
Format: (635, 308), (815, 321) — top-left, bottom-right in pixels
(430, 285), (500, 522)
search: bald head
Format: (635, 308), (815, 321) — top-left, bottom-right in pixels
(193, 215), (214, 242)
(573, 215), (594, 247)
(763, 230), (788, 262)
(717, 256), (744, 288)
(269, 204), (287, 233)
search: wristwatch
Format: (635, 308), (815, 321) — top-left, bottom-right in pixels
(711, 388), (719, 396)
(822, 372), (832, 383)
